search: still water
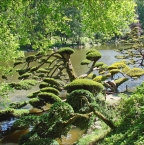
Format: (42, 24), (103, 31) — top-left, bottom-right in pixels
(0, 44), (143, 144)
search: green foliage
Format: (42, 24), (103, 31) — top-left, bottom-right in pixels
(9, 101), (27, 109)
(95, 62), (105, 67)
(126, 68), (144, 77)
(99, 83), (144, 145)
(38, 92), (61, 104)
(66, 89), (95, 114)
(81, 59), (91, 65)
(114, 78), (129, 87)
(93, 76), (108, 83)
(43, 78), (60, 86)
(18, 73), (31, 80)
(86, 50), (102, 61)
(29, 98), (46, 109)
(57, 47), (75, 55)
(20, 138), (59, 145)
(40, 87), (60, 95)
(9, 80), (37, 90)
(65, 78), (104, 93)
(27, 91), (40, 98)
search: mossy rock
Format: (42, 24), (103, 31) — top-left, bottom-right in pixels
(27, 91), (40, 98)
(38, 92), (61, 103)
(43, 78), (60, 86)
(86, 50), (102, 61)
(40, 87), (60, 95)
(93, 75), (108, 82)
(13, 109), (29, 117)
(81, 59), (91, 65)
(65, 78), (104, 93)
(57, 47), (74, 55)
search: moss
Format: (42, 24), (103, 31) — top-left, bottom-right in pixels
(114, 77), (129, 87)
(40, 87), (60, 95)
(38, 92), (61, 103)
(21, 138), (59, 145)
(17, 68), (30, 75)
(13, 109), (29, 117)
(26, 55), (35, 62)
(43, 78), (60, 86)
(93, 76), (108, 83)
(65, 78), (104, 93)
(95, 62), (105, 67)
(108, 66), (118, 70)
(81, 59), (91, 65)
(126, 68), (144, 77)
(109, 69), (120, 75)
(29, 98), (46, 108)
(30, 66), (38, 72)
(39, 82), (49, 89)
(86, 49), (97, 55)
(87, 73), (96, 79)
(35, 51), (46, 56)
(36, 68), (49, 73)
(9, 80), (37, 90)
(14, 61), (24, 67)
(27, 91), (40, 98)
(9, 101), (27, 109)
(18, 73), (31, 80)
(86, 50), (102, 61)
(57, 47), (74, 55)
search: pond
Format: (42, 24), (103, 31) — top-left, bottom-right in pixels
(0, 43), (144, 144)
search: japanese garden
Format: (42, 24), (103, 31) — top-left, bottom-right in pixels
(0, 1), (144, 145)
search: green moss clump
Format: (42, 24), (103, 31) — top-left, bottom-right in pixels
(81, 59), (91, 65)
(93, 76), (108, 82)
(86, 49), (97, 55)
(126, 68), (144, 77)
(20, 138), (59, 145)
(38, 92), (61, 103)
(39, 82), (49, 89)
(9, 101), (27, 109)
(26, 55), (36, 62)
(36, 68), (49, 73)
(9, 80), (37, 90)
(30, 66), (38, 72)
(17, 68), (30, 75)
(14, 61), (24, 67)
(87, 73), (96, 79)
(95, 62), (105, 67)
(108, 66), (118, 70)
(86, 50), (102, 61)
(40, 87), (60, 95)
(27, 91), (40, 98)
(43, 78), (60, 86)
(109, 69), (120, 75)
(13, 109), (29, 117)
(58, 47), (74, 55)
(65, 78), (104, 93)
(18, 73), (31, 80)
(114, 78), (129, 87)
(29, 98), (46, 108)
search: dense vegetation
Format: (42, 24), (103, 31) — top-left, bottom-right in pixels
(0, 0), (144, 145)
